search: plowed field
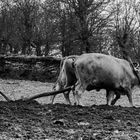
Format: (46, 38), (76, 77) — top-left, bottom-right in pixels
(0, 79), (140, 140)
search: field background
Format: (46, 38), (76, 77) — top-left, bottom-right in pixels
(0, 78), (140, 107)
(0, 79), (140, 139)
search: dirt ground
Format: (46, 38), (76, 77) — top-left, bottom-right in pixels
(0, 79), (140, 139)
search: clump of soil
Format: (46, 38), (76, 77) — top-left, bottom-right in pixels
(0, 100), (140, 140)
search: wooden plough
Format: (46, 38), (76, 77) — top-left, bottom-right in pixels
(0, 86), (73, 102)
(0, 91), (11, 101)
(0, 55), (72, 102)
(24, 86), (73, 102)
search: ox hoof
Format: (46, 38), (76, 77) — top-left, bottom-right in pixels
(111, 100), (116, 106)
(105, 104), (110, 106)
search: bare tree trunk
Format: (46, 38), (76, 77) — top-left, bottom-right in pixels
(36, 45), (41, 56)
(22, 42), (27, 55)
(83, 38), (90, 53)
(44, 42), (50, 56)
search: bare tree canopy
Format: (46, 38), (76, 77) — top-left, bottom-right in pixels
(0, 0), (139, 61)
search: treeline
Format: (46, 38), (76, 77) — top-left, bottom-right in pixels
(0, 55), (61, 82)
(0, 0), (140, 61)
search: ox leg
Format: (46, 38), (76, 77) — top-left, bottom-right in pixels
(71, 85), (78, 105)
(50, 95), (56, 104)
(111, 91), (120, 105)
(73, 91), (77, 105)
(74, 82), (84, 106)
(63, 91), (71, 105)
(72, 90), (80, 105)
(73, 90), (84, 106)
(50, 82), (60, 104)
(126, 91), (133, 107)
(106, 90), (114, 105)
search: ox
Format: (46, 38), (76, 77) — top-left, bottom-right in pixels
(73, 53), (139, 107)
(50, 55), (78, 104)
(50, 55), (115, 105)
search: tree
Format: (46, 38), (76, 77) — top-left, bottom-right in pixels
(38, 0), (60, 56)
(12, 0), (40, 55)
(57, 1), (78, 56)
(108, 0), (139, 60)
(0, 0), (14, 54)
(65, 0), (112, 53)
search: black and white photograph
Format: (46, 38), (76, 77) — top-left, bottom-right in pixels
(0, 0), (140, 139)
